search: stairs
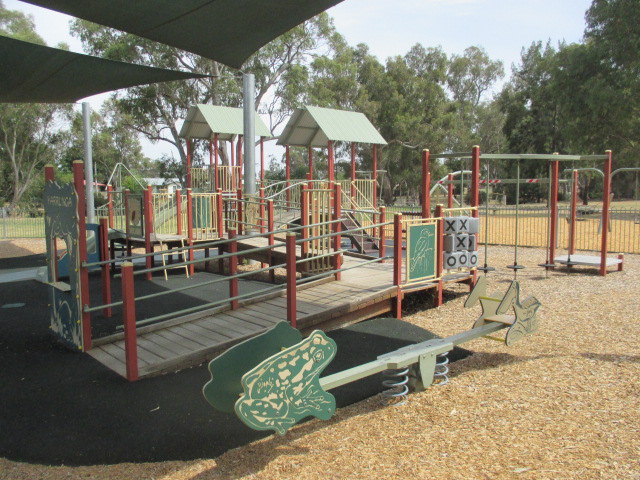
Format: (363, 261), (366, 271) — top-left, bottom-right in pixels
(341, 212), (379, 255)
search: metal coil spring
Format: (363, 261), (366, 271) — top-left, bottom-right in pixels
(433, 352), (450, 386)
(381, 367), (410, 406)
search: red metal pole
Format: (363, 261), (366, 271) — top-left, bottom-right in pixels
(393, 213), (403, 319)
(268, 199), (275, 283)
(379, 206), (386, 263)
(435, 204), (444, 307)
(228, 229), (238, 310)
(308, 146), (313, 180)
(107, 184), (114, 228)
(144, 186), (154, 281)
(230, 139), (235, 167)
(549, 160), (559, 268)
(600, 150), (613, 276)
(124, 189), (132, 257)
(186, 188), (194, 275)
(186, 139), (192, 190)
(214, 133), (219, 191)
(328, 140), (335, 183)
(286, 232), (297, 328)
(216, 188), (224, 238)
(176, 189), (182, 235)
(99, 218), (112, 318)
(422, 149), (431, 218)
(73, 161), (92, 351)
(301, 183), (308, 256)
(121, 261), (138, 381)
(333, 183), (342, 281)
(236, 188), (243, 236)
(471, 145), (481, 210)
(350, 142), (356, 199)
(569, 169), (579, 256)
(285, 145), (291, 208)
(447, 173), (454, 209)
(373, 145), (378, 209)
(260, 137), (265, 183)
(259, 187), (266, 234)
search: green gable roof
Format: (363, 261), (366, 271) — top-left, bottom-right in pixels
(179, 104), (271, 141)
(277, 105), (387, 147)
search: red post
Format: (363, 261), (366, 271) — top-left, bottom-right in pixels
(99, 218), (112, 318)
(617, 254), (624, 272)
(186, 189), (195, 275)
(471, 145), (481, 211)
(392, 213), (403, 319)
(230, 139), (235, 166)
(144, 186), (154, 281)
(435, 204), (444, 307)
(373, 145), (378, 209)
(379, 206), (386, 263)
(228, 229), (239, 310)
(421, 149), (431, 218)
(216, 188), (224, 238)
(286, 145), (291, 208)
(308, 146), (313, 180)
(601, 151), (613, 276)
(268, 200), (275, 283)
(260, 137), (265, 183)
(186, 139), (192, 189)
(121, 262), (138, 381)
(549, 160), (560, 268)
(236, 188), (244, 236)
(124, 189), (132, 256)
(259, 187), (266, 234)
(237, 136), (243, 169)
(286, 233), (297, 328)
(569, 170), (579, 256)
(300, 183), (309, 256)
(45, 165), (58, 282)
(175, 189), (182, 235)
(214, 133), (220, 191)
(333, 183), (342, 281)
(328, 140), (335, 183)
(73, 161), (92, 351)
(107, 184), (114, 228)
(447, 173), (454, 209)
(350, 142), (356, 200)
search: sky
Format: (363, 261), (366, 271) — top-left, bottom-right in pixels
(6, 0), (594, 164)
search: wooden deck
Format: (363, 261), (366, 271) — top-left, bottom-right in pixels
(88, 255), (472, 380)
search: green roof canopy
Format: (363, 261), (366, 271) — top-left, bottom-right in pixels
(21, 0), (345, 69)
(179, 104), (271, 141)
(0, 36), (207, 103)
(277, 105), (387, 147)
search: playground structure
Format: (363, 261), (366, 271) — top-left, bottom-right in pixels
(202, 275), (541, 435)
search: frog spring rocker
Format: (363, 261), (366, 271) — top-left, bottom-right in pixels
(203, 276), (541, 435)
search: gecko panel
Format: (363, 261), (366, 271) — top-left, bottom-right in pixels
(235, 330), (337, 435)
(407, 222), (437, 283)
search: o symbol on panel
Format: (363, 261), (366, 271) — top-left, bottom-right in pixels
(446, 256), (457, 268)
(470, 253), (478, 264)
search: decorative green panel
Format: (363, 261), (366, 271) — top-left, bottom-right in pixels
(235, 330), (337, 435)
(203, 321), (302, 414)
(407, 222), (437, 283)
(44, 182), (83, 351)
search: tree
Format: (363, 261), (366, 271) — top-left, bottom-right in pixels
(71, 14), (342, 167)
(0, 2), (71, 210)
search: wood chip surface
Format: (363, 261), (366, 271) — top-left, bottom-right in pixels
(2, 241), (639, 479)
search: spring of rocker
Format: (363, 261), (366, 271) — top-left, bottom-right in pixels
(432, 351), (450, 386)
(381, 367), (410, 406)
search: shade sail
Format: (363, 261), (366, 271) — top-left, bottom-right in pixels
(0, 36), (208, 103)
(179, 104), (271, 141)
(277, 105), (387, 147)
(20, 0), (345, 69)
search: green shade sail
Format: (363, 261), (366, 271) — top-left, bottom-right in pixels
(277, 105), (387, 147)
(179, 104), (271, 141)
(0, 35), (208, 103)
(20, 0), (345, 69)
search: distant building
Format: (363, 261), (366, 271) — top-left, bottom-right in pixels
(143, 178), (181, 194)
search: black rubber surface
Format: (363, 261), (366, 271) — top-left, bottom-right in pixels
(0, 260), (471, 466)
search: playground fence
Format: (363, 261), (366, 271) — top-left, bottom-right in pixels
(0, 208), (45, 238)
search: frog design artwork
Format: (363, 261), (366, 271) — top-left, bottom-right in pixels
(235, 330), (337, 435)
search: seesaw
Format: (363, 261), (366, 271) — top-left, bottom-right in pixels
(203, 276), (541, 435)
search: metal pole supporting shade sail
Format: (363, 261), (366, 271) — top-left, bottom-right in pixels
(19, 0), (345, 69)
(0, 36), (209, 103)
